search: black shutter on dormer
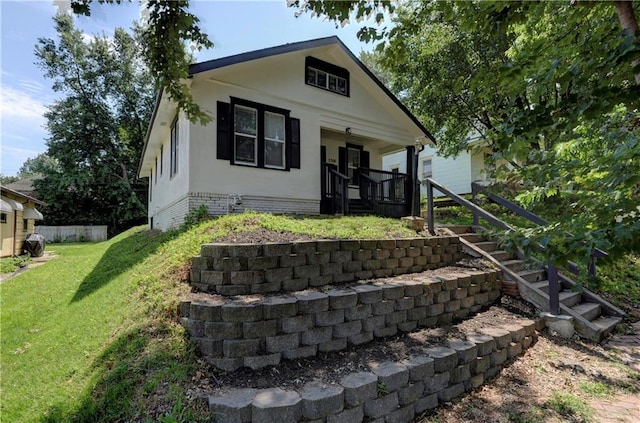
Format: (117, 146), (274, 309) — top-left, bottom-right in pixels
(216, 101), (231, 160)
(290, 118), (301, 169)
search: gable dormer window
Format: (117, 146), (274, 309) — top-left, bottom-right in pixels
(305, 56), (349, 96)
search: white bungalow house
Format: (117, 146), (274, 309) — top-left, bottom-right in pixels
(1, 186), (44, 257)
(383, 132), (493, 198)
(138, 37), (435, 230)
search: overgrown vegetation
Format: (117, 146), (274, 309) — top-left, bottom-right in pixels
(0, 255), (31, 274)
(545, 391), (595, 422)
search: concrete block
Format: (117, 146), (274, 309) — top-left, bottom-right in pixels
(334, 272), (355, 283)
(307, 275), (333, 288)
(294, 264), (320, 279)
(407, 307), (427, 322)
(414, 393), (438, 414)
(386, 310), (408, 326)
(252, 388), (302, 423)
(383, 284), (405, 300)
(280, 314), (314, 334)
(315, 240), (340, 252)
(450, 363), (471, 384)
(354, 284), (383, 303)
(228, 244), (261, 258)
(353, 249), (372, 261)
(345, 304), (372, 321)
(424, 346), (458, 372)
(372, 300), (396, 316)
(331, 250), (352, 263)
(383, 258), (399, 269)
(296, 291), (329, 314)
(363, 392), (398, 419)
(264, 267), (293, 283)
(370, 361), (409, 392)
(363, 259), (382, 271)
(435, 290), (451, 303)
(215, 285), (251, 296)
(328, 289), (358, 309)
(466, 333), (497, 356)
(301, 326), (333, 345)
(438, 382), (465, 402)
(423, 371), (450, 394)
(194, 338), (222, 356)
(392, 247), (407, 258)
(340, 371), (378, 407)
(244, 353), (281, 370)
(480, 327), (512, 349)
(243, 320), (277, 339)
(282, 345), (317, 360)
(438, 311), (454, 325)
(399, 382), (424, 405)
(415, 293), (434, 307)
(201, 270), (225, 285)
(221, 303), (263, 323)
(541, 312), (575, 338)
(348, 330), (373, 346)
(262, 296), (298, 319)
(190, 301), (223, 321)
(374, 325), (398, 338)
(402, 355), (434, 381)
(399, 257), (415, 268)
(208, 356), (243, 371)
(208, 388), (256, 423)
(507, 341), (523, 359)
(398, 320), (418, 332)
(395, 297), (415, 311)
(201, 243), (228, 257)
(472, 355), (491, 374)
(333, 320), (363, 338)
(446, 339), (478, 364)
(307, 251), (331, 265)
(223, 339), (261, 358)
(318, 337), (347, 352)
(280, 253), (307, 268)
(373, 268), (393, 278)
(213, 257), (242, 272)
(291, 241), (317, 254)
(301, 381), (344, 420)
(374, 248), (391, 260)
(501, 323), (527, 342)
(250, 281), (281, 294)
(262, 242), (292, 257)
(327, 405), (363, 423)
(315, 309), (345, 326)
(465, 373), (484, 390)
(343, 260), (363, 273)
(205, 322), (242, 340)
(247, 256), (278, 271)
(265, 333), (300, 353)
(386, 404), (415, 423)
(362, 315), (386, 332)
(490, 348), (507, 366)
(522, 335), (534, 349)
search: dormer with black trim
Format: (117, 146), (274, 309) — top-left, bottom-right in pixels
(305, 56), (349, 96)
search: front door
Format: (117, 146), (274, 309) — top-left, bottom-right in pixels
(339, 143), (369, 199)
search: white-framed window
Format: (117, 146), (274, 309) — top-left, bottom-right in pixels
(234, 105), (258, 166)
(422, 158), (433, 179)
(305, 57), (349, 96)
(170, 117), (179, 177)
(264, 111), (286, 169)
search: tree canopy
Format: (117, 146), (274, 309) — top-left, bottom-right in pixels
(34, 13), (155, 233)
(295, 0), (640, 266)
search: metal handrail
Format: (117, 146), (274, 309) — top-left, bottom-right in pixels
(426, 178), (562, 314)
(359, 173), (379, 208)
(471, 182), (607, 277)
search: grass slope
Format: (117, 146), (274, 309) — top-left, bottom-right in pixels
(0, 212), (417, 422)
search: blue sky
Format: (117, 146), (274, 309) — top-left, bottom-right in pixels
(0, 0), (376, 176)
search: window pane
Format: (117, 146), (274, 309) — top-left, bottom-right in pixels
(306, 68), (317, 84)
(317, 71), (327, 88)
(265, 139), (284, 168)
(347, 148), (360, 168)
(328, 75), (337, 91)
(235, 135), (256, 163)
(423, 160), (433, 178)
(234, 106), (257, 136)
(337, 78), (347, 94)
(265, 112), (285, 141)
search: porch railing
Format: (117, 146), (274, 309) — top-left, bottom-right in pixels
(328, 166), (350, 215)
(359, 168), (408, 204)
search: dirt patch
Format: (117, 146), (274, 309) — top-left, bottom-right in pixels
(215, 228), (321, 244)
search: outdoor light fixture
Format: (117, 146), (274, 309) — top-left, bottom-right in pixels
(414, 137), (424, 155)
(345, 127), (352, 135)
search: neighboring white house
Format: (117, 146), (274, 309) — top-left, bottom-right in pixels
(138, 37), (435, 231)
(383, 133), (492, 197)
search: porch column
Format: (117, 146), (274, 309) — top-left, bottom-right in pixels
(405, 146), (420, 216)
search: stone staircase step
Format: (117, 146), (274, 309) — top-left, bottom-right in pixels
(530, 280), (549, 293)
(458, 233), (484, 243)
(591, 316), (623, 338)
(473, 241), (499, 253)
(571, 302), (602, 322)
(501, 260), (526, 272)
(559, 291), (582, 308)
(444, 225), (472, 234)
(517, 269), (547, 283)
(489, 250), (514, 261)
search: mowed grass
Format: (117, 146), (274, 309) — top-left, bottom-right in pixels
(0, 212), (419, 422)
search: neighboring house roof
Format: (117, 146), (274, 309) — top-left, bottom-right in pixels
(139, 36), (435, 176)
(0, 185), (45, 206)
(4, 176), (38, 198)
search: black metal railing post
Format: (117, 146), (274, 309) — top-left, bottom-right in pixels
(471, 183), (480, 226)
(427, 179), (435, 235)
(547, 262), (561, 315)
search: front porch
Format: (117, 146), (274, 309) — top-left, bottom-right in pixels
(320, 164), (415, 218)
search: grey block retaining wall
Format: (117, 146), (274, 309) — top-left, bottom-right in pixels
(189, 236), (464, 295)
(180, 269), (502, 371)
(207, 319), (538, 423)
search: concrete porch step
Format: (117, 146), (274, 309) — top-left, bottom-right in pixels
(517, 269), (547, 283)
(473, 241), (499, 253)
(443, 225), (473, 234)
(530, 280), (549, 293)
(489, 250), (515, 262)
(559, 291), (582, 308)
(501, 260), (526, 272)
(591, 316), (623, 339)
(458, 233), (485, 243)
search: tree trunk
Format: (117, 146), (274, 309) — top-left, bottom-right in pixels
(614, 1), (640, 84)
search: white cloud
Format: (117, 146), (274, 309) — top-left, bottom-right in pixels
(0, 145), (45, 176)
(0, 85), (48, 122)
(52, 0), (73, 14)
(19, 79), (45, 95)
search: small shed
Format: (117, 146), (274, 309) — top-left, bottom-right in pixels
(1, 185), (45, 257)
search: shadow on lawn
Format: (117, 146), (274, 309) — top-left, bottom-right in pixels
(40, 323), (210, 423)
(70, 229), (180, 303)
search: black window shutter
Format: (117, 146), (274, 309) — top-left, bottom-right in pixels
(216, 101), (231, 160)
(361, 150), (370, 170)
(338, 147), (346, 175)
(290, 118), (301, 169)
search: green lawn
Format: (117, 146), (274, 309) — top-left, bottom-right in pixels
(0, 212), (419, 422)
